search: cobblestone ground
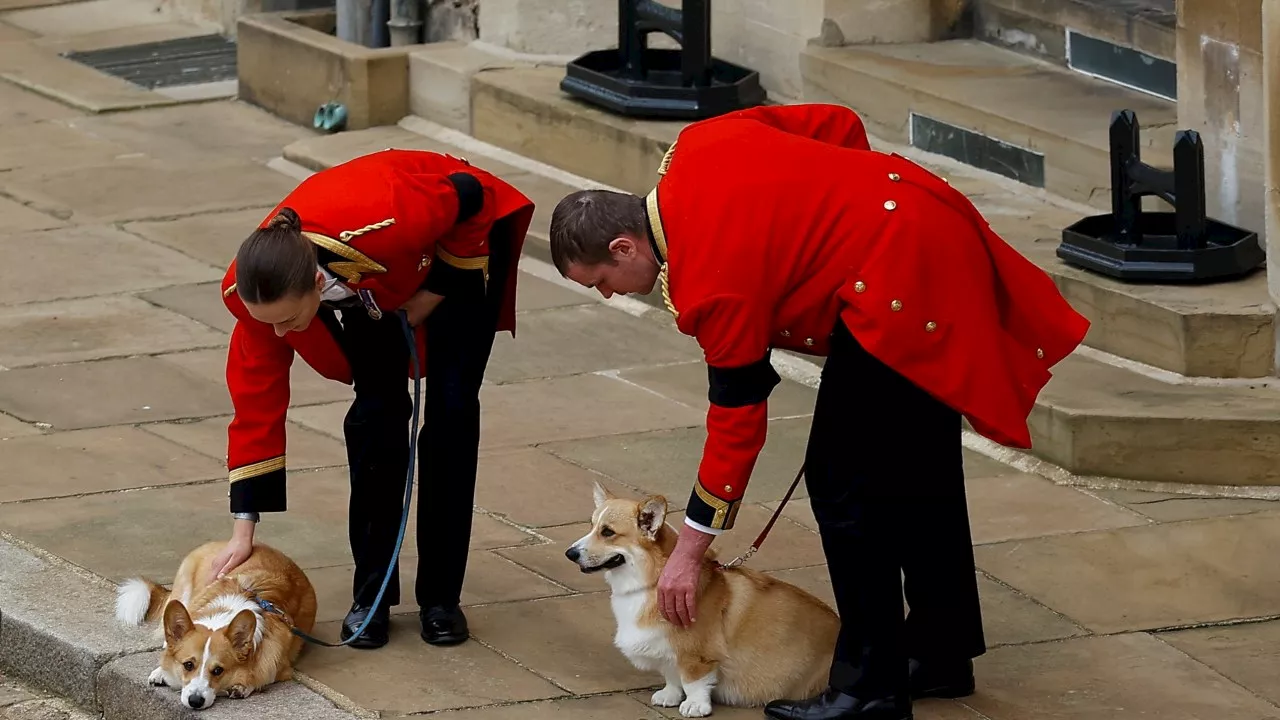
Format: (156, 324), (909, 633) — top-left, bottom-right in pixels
(2, 3), (1280, 719)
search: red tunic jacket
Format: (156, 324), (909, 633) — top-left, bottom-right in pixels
(221, 149), (534, 513)
(647, 104), (1090, 533)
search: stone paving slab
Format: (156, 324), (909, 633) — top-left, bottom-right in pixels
(1160, 620), (1280, 707)
(1096, 489), (1280, 523)
(974, 512), (1280, 633)
(159, 348), (353, 408)
(0, 156), (297, 224)
(0, 225), (219, 306)
(0, 119), (136, 172)
(296, 615), (565, 716)
(0, 40), (176, 113)
(0, 0), (172, 36)
(965, 633), (1280, 720)
(138, 282), (236, 334)
(0, 355), (232, 429)
(540, 417), (814, 509)
(0, 411), (39, 438)
(0, 194), (66, 232)
(0, 74), (81, 123)
(473, 447), (633, 528)
(282, 124), (527, 178)
(0, 295), (226, 368)
(99, 652), (358, 720)
(619, 360), (820, 419)
(123, 207), (275, 269)
(965, 472), (1149, 545)
(0, 671), (38, 708)
(0, 536), (157, 709)
(404, 693), (668, 720)
(0, 425), (225, 503)
(0, 19), (31, 39)
(512, 269), (594, 312)
(140, 416), (348, 470)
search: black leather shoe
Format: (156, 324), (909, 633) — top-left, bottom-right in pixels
(909, 658), (975, 699)
(420, 605), (469, 646)
(764, 688), (912, 720)
(340, 603), (390, 649)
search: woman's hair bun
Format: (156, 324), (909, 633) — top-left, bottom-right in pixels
(267, 207), (301, 232)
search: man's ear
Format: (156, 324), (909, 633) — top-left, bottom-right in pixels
(607, 235), (637, 259)
(638, 496), (668, 539)
(593, 481), (614, 510)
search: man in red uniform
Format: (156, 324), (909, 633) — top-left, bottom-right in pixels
(216, 149), (534, 649)
(548, 104), (1088, 719)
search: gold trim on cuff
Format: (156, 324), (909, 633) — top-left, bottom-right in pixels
(436, 247), (490, 286)
(229, 456), (285, 483)
(693, 482), (739, 530)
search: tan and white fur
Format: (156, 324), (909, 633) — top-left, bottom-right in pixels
(114, 541), (317, 711)
(566, 483), (840, 717)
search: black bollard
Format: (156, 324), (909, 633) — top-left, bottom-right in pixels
(1057, 110), (1263, 282)
(560, 0), (766, 120)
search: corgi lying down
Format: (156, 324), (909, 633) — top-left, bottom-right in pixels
(114, 541), (317, 711)
(566, 483), (840, 717)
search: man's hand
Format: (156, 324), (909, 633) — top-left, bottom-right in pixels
(657, 525), (716, 628)
(208, 519), (256, 583)
(401, 290), (445, 327)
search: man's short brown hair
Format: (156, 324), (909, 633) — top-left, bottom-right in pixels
(548, 190), (647, 275)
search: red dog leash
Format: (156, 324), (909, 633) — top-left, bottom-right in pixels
(716, 463), (806, 570)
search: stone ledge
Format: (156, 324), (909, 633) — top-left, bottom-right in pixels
(97, 653), (358, 720)
(0, 533), (356, 718)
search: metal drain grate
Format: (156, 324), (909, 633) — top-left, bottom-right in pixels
(63, 34), (237, 89)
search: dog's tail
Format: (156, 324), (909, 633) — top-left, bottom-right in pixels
(115, 578), (169, 626)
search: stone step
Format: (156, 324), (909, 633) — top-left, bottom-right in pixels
(799, 39), (1177, 209)
(975, 0), (1176, 100)
(280, 123), (1280, 489)
(452, 64), (1273, 379)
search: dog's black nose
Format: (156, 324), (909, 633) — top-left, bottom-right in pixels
(187, 695), (205, 709)
(565, 547), (580, 562)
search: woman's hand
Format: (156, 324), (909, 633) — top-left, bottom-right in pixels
(402, 290), (445, 327)
(208, 519), (256, 583)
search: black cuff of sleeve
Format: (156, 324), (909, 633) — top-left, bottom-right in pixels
(447, 172), (484, 223)
(708, 351), (781, 408)
(229, 469), (287, 513)
(422, 257), (484, 297)
(685, 482), (741, 531)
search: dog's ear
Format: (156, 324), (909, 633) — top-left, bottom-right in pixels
(163, 601), (193, 646)
(592, 481), (614, 510)
(226, 609), (257, 659)
(638, 495), (668, 539)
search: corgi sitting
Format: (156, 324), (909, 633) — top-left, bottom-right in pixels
(114, 541), (317, 711)
(565, 483), (840, 717)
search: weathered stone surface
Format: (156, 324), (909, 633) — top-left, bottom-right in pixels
(0, 671), (37, 707)
(513, 273), (591, 312)
(124, 207), (274, 269)
(966, 472), (1148, 545)
(98, 651), (358, 720)
(0, 20), (33, 40)
(0, 195), (65, 233)
(0, 537), (156, 709)
(0, 355), (232, 429)
(0, 295), (227, 368)
(0, 412), (39, 438)
(1095, 489), (1280, 523)
(541, 417), (813, 510)
(295, 614), (562, 715)
(670, 504), (827, 571)
(408, 42), (511, 133)
(495, 523), (608, 594)
(1030, 354), (1280, 486)
(1161, 619), (1280, 707)
(467, 593), (656, 695)
(1, 0), (172, 36)
(138, 282), (236, 334)
(0, 695), (98, 719)
(0, 41), (173, 113)
(411, 693), (666, 720)
(0, 76), (81, 124)
(282, 122), (524, 177)
(0, 120), (135, 172)
(0, 225), (219, 306)
(965, 633), (1280, 720)
(0, 426), (225, 503)
(474, 447), (631, 527)
(487, 304), (702, 383)
(141, 416), (348, 471)
(0, 156), (296, 224)
(975, 512), (1280, 633)
(65, 101), (315, 164)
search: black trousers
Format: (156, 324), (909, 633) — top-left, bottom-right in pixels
(805, 322), (986, 699)
(328, 230), (509, 611)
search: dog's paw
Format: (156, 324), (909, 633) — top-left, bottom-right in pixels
(147, 667), (168, 687)
(651, 686), (684, 707)
(227, 685), (255, 700)
(679, 697), (712, 718)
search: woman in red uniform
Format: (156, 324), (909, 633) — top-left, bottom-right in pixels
(211, 149), (533, 649)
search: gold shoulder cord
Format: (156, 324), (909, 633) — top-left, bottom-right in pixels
(652, 141), (678, 322)
(223, 217), (398, 297)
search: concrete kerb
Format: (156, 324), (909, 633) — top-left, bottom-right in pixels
(0, 532), (358, 719)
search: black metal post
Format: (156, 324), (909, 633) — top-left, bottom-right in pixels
(1173, 131), (1207, 251)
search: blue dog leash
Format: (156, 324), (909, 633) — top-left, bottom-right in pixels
(256, 309), (421, 648)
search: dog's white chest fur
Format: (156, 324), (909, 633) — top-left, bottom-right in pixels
(608, 574), (672, 671)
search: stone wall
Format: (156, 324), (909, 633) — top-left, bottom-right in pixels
(1176, 0), (1266, 239)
